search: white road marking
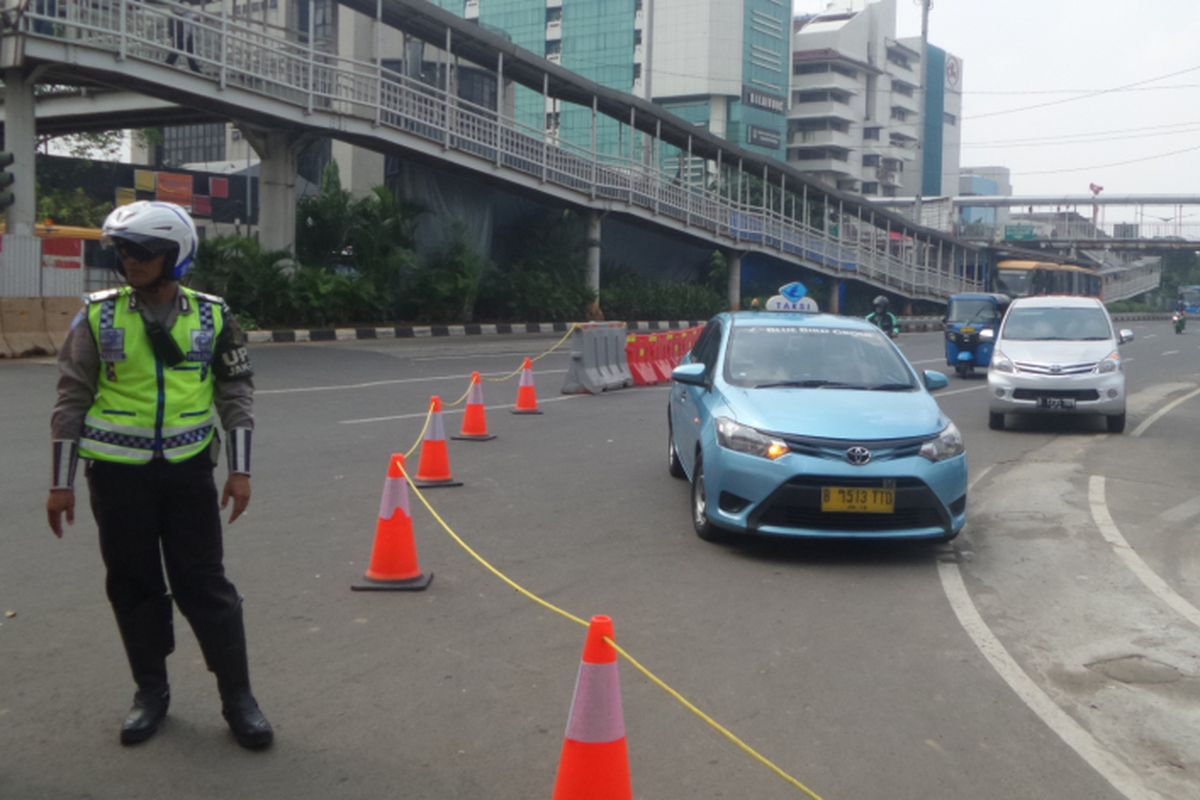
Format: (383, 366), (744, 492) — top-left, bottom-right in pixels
(1158, 495), (1200, 524)
(909, 357), (944, 365)
(1161, 350), (1180, 356)
(935, 384), (989, 398)
(938, 562), (1157, 800)
(1130, 385), (1200, 437)
(1144, 334), (1158, 339)
(259, 368), (567, 395)
(1088, 476), (1200, 631)
(340, 393), (584, 424)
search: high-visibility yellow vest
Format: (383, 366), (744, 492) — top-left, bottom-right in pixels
(80, 285), (224, 464)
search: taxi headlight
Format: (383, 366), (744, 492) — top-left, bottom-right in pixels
(920, 422), (964, 462)
(716, 417), (789, 460)
(991, 350), (1014, 373)
(1096, 350), (1121, 374)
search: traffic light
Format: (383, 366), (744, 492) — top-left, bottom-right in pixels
(0, 151), (14, 212)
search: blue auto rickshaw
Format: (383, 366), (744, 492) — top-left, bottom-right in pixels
(944, 292), (1010, 377)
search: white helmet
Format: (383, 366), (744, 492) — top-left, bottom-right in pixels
(102, 201), (199, 280)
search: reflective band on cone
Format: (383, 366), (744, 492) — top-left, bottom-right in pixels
(415, 396), (463, 488)
(453, 371), (496, 441)
(512, 357), (543, 415)
(351, 454), (433, 591)
(552, 615), (632, 800)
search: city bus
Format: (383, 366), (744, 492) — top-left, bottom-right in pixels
(1178, 285), (1200, 315)
(993, 258), (1103, 299)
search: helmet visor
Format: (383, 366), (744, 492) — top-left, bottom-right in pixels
(110, 236), (175, 263)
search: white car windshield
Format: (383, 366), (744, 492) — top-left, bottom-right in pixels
(724, 325), (916, 390)
(1002, 307), (1112, 341)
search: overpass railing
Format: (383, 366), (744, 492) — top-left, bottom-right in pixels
(12, 0), (983, 300)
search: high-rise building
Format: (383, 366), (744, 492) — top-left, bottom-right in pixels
(788, 0), (962, 197)
(958, 166), (1012, 239)
(650, 0), (791, 161)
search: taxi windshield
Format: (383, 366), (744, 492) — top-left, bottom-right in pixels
(724, 325), (916, 390)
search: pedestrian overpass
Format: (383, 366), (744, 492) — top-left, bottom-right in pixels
(0, 1), (1099, 306)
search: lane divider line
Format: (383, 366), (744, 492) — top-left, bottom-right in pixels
(937, 562), (1158, 800)
(940, 463), (1156, 800)
(1131, 385), (1200, 438)
(1088, 476), (1200, 631)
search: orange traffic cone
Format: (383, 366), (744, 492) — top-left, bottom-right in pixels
(512, 357), (543, 415)
(351, 454), (433, 591)
(453, 371), (496, 441)
(414, 396), (463, 488)
(551, 615), (632, 800)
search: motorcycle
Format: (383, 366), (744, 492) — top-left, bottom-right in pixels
(1172, 311), (1186, 334)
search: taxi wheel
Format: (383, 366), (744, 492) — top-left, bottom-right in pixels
(988, 411), (1005, 431)
(1106, 413), (1126, 434)
(668, 419), (685, 479)
(691, 454), (727, 542)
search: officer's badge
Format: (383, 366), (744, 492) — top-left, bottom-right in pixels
(99, 328), (127, 362)
(188, 330), (214, 362)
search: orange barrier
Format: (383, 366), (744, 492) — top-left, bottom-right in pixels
(552, 615), (633, 800)
(650, 333), (674, 382)
(0, 298), (55, 357)
(454, 371), (497, 441)
(625, 334), (658, 386)
(43, 296), (83, 353)
(414, 396), (463, 488)
(511, 357), (542, 415)
(351, 454), (433, 591)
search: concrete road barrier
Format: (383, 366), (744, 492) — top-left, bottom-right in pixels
(0, 298), (56, 357)
(43, 296), (84, 352)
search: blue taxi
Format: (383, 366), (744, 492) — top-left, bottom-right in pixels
(667, 312), (967, 542)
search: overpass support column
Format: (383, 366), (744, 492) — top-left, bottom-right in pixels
(586, 211), (603, 320)
(242, 129), (308, 254)
(2, 69), (37, 237)
(726, 250), (742, 310)
(828, 279), (844, 314)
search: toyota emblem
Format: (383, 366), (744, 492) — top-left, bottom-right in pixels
(846, 446), (872, 466)
(1051, 364), (1062, 374)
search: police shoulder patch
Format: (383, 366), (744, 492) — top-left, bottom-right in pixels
(190, 289), (225, 305)
(85, 287), (122, 304)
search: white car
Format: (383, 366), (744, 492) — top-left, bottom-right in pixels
(985, 296), (1133, 433)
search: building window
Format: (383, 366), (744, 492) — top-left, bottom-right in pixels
(861, 181), (879, 195)
(944, 112), (958, 126)
(862, 154), (880, 167)
(891, 80), (914, 97)
(545, 40), (561, 57)
(863, 126), (881, 141)
(546, 7), (562, 23)
(794, 62), (830, 75)
(162, 123), (227, 167)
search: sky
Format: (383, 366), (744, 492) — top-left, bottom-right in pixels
(793, 0), (1200, 199)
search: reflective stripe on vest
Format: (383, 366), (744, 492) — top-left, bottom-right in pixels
(80, 286), (220, 464)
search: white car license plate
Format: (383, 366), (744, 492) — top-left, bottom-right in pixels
(1038, 397), (1076, 410)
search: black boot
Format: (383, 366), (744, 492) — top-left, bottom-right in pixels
(192, 604), (274, 749)
(113, 595), (175, 745)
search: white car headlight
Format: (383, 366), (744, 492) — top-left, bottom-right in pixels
(1096, 350), (1121, 374)
(920, 421), (964, 462)
(990, 350), (1014, 373)
(716, 417), (789, 460)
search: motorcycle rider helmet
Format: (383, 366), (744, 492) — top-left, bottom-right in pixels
(101, 201), (198, 282)
(872, 295), (889, 312)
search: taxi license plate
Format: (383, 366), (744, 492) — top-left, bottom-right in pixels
(1038, 397), (1076, 409)
(821, 487), (895, 514)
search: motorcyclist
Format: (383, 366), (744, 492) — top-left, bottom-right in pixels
(866, 295), (900, 337)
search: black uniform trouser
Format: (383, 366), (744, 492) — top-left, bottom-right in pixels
(87, 453), (252, 698)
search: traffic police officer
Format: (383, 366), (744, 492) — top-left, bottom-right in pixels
(46, 201), (273, 749)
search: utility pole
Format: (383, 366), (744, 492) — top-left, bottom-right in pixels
(913, 0), (931, 225)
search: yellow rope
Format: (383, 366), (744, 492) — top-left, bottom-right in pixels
(484, 322), (580, 383)
(402, 400), (435, 459)
(397, 457), (827, 800)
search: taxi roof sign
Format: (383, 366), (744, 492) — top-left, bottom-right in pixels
(764, 282), (818, 312)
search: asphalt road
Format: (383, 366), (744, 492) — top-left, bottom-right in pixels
(2, 322), (1198, 800)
